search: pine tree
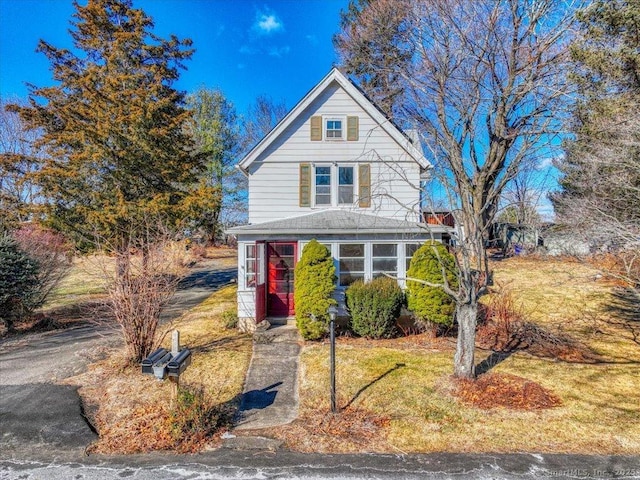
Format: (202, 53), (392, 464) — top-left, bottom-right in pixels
(552, 0), (640, 265)
(0, 234), (40, 332)
(294, 240), (336, 340)
(8, 0), (212, 361)
(9, 0), (205, 254)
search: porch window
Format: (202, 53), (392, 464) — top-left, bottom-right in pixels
(245, 244), (256, 288)
(339, 243), (365, 286)
(325, 119), (343, 139)
(405, 243), (422, 271)
(338, 166), (354, 205)
(373, 243), (397, 278)
(315, 166), (331, 205)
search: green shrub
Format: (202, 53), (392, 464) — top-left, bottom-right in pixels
(221, 308), (238, 329)
(0, 234), (41, 332)
(294, 240), (336, 340)
(406, 241), (458, 333)
(346, 276), (404, 339)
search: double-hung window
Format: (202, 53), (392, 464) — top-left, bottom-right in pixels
(338, 166), (354, 205)
(325, 119), (343, 139)
(315, 166), (332, 205)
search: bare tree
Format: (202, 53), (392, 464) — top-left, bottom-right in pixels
(0, 97), (43, 230)
(337, 0), (580, 378)
(94, 218), (187, 363)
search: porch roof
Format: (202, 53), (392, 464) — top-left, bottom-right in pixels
(227, 210), (449, 236)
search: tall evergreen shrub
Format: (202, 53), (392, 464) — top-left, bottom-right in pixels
(346, 276), (404, 339)
(294, 240), (336, 340)
(406, 241), (458, 334)
(0, 235), (40, 331)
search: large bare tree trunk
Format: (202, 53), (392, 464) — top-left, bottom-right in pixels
(454, 302), (477, 378)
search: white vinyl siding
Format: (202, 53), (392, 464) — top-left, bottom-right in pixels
(246, 83), (422, 224)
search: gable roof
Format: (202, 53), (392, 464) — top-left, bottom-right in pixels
(227, 209), (449, 235)
(237, 68), (430, 173)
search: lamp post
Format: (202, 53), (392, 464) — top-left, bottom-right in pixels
(328, 304), (338, 414)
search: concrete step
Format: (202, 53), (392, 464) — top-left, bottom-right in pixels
(221, 434), (283, 451)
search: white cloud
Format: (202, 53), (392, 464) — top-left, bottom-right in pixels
(305, 34), (318, 45)
(254, 10), (283, 34)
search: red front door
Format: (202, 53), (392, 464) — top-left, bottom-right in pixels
(267, 242), (296, 317)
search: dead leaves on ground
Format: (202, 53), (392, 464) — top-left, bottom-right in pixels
(449, 373), (562, 411)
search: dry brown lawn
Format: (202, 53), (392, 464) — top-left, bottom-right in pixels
(268, 256), (640, 454)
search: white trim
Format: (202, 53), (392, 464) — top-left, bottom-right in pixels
(237, 68), (430, 173)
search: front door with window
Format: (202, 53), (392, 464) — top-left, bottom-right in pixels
(267, 242), (296, 317)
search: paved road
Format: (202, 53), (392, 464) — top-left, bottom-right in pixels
(0, 262), (236, 458)
(1, 450), (639, 479)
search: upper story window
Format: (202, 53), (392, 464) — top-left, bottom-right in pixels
(315, 166), (332, 205)
(310, 115), (359, 141)
(338, 166), (354, 205)
(301, 162), (370, 209)
(325, 119), (343, 139)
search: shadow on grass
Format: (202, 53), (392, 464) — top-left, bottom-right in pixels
(475, 351), (513, 376)
(604, 287), (640, 346)
(190, 335), (250, 354)
(343, 363), (406, 410)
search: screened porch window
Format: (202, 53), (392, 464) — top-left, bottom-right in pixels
(406, 243), (422, 271)
(373, 244), (397, 278)
(339, 243), (365, 286)
(245, 244), (256, 288)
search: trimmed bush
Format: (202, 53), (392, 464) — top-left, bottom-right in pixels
(221, 308), (238, 329)
(294, 240), (336, 340)
(406, 241), (458, 334)
(346, 276), (404, 339)
(0, 234), (41, 332)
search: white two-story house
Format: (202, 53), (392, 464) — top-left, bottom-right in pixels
(228, 68), (450, 331)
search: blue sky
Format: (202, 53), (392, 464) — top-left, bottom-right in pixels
(0, 0), (350, 113)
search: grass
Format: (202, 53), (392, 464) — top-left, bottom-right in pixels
(269, 256), (640, 454)
(58, 247), (251, 454)
(65, 283), (252, 453)
(43, 255), (109, 310)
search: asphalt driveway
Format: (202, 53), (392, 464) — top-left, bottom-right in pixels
(0, 261), (236, 458)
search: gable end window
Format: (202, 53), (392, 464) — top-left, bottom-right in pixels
(325, 119), (343, 139)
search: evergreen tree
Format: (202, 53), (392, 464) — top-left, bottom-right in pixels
(294, 240), (336, 340)
(552, 0), (640, 263)
(406, 242), (458, 335)
(0, 234), (40, 332)
(8, 0), (212, 361)
(186, 87), (240, 243)
(9, 0), (206, 255)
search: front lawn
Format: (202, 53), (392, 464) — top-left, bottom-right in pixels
(268, 256), (640, 454)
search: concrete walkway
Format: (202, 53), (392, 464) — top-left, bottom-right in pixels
(234, 324), (300, 430)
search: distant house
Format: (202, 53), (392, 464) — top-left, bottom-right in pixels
(227, 68), (453, 331)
